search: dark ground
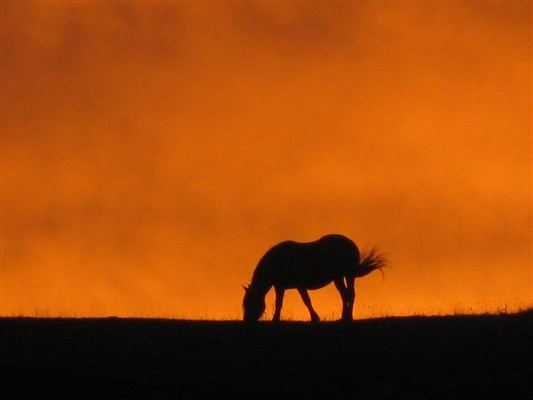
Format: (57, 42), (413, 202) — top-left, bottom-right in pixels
(2, 311), (532, 399)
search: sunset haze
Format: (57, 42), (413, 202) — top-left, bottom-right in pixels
(2, 1), (531, 319)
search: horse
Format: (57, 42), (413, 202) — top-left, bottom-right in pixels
(242, 234), (386, 322)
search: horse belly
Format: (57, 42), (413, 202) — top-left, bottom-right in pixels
(267, 241), (350, 289)
(274, 263), (340, 290)
(302, 278), (333, 290)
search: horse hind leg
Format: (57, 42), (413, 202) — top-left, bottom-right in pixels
(346, 277), (355, 321)
(335, 278), (354, 321)
(297, 288), (320, 322)
(273, 286), (284, 322)
(344, 277), (356, 321)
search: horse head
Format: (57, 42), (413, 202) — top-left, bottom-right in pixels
(242, 285), (266, 322)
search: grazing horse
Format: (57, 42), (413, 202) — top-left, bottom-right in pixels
(242, 234), (386, 322)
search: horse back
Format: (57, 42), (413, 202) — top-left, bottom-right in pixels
(253, 234), (360, 289)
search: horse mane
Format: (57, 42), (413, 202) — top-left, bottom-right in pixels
(355, 247), (387, 279)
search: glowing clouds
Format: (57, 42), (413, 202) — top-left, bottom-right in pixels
(2, 2), (531, 318)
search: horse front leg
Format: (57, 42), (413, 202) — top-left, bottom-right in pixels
(297, 288), (320, 322)
(273, 286), (284, 322)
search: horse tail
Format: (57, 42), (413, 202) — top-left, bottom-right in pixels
(355, 247), (387, 278)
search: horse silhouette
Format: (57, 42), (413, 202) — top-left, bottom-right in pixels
(242, 234), (386, 322)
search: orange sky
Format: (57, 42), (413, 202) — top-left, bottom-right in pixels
(2, 1), (532, 319)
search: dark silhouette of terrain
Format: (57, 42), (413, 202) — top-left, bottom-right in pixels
(2, 311), (532, 399)
(243, 234), (386, 322)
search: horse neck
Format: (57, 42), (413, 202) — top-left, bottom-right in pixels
(250, 275), (272, 297)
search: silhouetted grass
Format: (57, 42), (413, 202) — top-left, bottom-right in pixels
(2, 311), (532, 399)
